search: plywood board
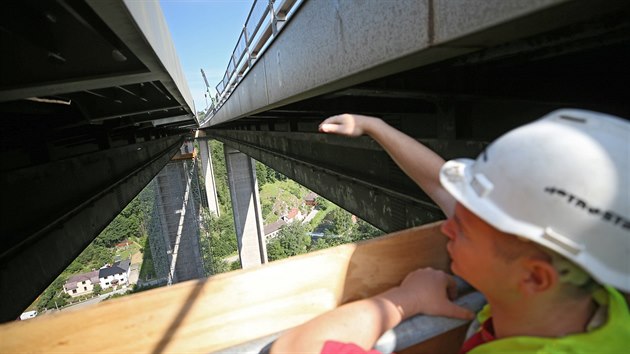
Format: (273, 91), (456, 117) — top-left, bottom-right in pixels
(0, 222), (450, 353)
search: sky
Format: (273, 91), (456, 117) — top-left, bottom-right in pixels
(159, 0), (253, 114)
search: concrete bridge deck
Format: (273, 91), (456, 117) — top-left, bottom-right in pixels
(203, 0), (630, 233)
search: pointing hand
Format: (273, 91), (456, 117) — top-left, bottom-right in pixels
(319, 114), (380, 137)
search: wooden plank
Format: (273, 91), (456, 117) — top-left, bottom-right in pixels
(0, 222), (449, 353)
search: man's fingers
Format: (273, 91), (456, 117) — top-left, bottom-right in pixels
(319, 122), (345, 133)
(320, 115), (343, 125)
(319, 115), (360, 136)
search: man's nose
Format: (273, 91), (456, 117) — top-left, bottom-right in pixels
(440, 218), (456, 241)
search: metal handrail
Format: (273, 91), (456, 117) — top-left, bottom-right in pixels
(200, 0), (303, 125)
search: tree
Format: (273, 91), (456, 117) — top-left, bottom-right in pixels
(230, 260), (242, 271)
(267, 222), (311, 261)
(255, 161), (268, 186)
(37, 275), (67, 311)
(310, 237), (329, 251)
(329, 207), (353, 236)
(199, 207), (238, 275)
(350, 219), (384, 242)
(266, 239), (288, 261)
(93, 284), (102, 296)
(315, 197), (331, 210)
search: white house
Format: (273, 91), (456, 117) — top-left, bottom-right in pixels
(63, 270), (100, 298)
(264, 219), (287, 241)
(282, 207), (303, 222)
(98, 259), (131, 289)
(63, 259), (132, 297)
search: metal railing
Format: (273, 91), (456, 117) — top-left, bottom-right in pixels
(200, 0), (303, 125)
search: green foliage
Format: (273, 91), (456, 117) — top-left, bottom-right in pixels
(308, 206), (332, 231)
(261, 202), (274, 220)
(256, 161), (288, 185)
(58, 292), (71, 307)
(65, 244), (114, 275)
(255, 161), (268, 186)
(195, 141), (243, 277)
(94, 184), (154, 249)
(350, 219), (384, 241)
(92, 284), (102, 296)
(36, 182), (155, 311)
(138, 234), (156, 281)
(310, 237), (329, 251)
(202, 209), (237, 259)
(329, 207), (354, 236)
(209, 257), (230, 274)
(307, 208), (384, 252)
(259, 179), (309, 224)
(230, 260), (242, 271)
(199, 204), (237, 276)
(37, 275), (67, 311)
(315, 197), (332, 211)
(267, 222), (311, 261)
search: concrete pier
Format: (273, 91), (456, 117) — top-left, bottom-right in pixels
(224, 146), (267, 268)
(197, 137), (221, 216)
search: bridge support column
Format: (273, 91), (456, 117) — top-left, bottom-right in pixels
(197, 138), (221, 216)
(224, 146), (267, 268)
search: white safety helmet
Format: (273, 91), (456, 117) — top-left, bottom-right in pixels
(439, 109), (630, 292)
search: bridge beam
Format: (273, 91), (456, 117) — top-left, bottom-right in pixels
(206, 128), (487, 233)
(224, 147), (267, 268)
(0, 135), (183, 322)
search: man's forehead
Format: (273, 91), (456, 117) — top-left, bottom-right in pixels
(454, 203), (478, 224)
(453, 202), (505, 237)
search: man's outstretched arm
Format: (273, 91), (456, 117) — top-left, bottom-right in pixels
(271, 268), (473, 353)
(319, 114), (455, 217)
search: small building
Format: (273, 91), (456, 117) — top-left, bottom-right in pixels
(282, 207), (303, 222)
(115, 239), (131, 249)
(99, 259), (131, 289)
(63, 258), (132, 297)
(63, 270), (100, 298)
(264, 219), (287, 240)
(304, 192), (318, 206)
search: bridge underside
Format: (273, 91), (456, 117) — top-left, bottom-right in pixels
(0, 1), (194, 321)
(206, 4), (630, 232)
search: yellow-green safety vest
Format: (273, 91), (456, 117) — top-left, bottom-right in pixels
(469, 286), (630, 354)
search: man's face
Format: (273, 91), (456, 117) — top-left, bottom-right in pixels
(440, 203), (521, 294)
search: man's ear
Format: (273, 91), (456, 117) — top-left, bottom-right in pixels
(519, 258), (558, 296)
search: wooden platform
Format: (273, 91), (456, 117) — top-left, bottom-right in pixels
(0, 222), (461, 353)
(171, 152), (195, 161)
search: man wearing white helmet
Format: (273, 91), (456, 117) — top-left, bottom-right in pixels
(272, 109), (629, 353)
